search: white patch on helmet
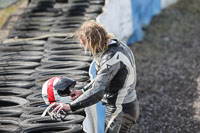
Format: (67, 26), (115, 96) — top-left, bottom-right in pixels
(42, 79), (50, 105)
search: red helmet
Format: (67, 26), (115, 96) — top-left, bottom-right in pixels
(42, 76), (76, 105)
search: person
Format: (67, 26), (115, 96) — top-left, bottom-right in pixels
(48, 20), (139, 133)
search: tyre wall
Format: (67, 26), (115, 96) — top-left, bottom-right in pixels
(0, 0), (104, 132)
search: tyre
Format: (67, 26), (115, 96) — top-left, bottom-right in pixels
(0, 109), (22, 117)
(36, 63), (89, 71)
(34, 67), (88, 76)
(0, 69), (35, 75)
(45, 44), (81, 50)
(3, 40), (46, 46)
(0, 51), (43, 57)
(14, 26), (50, 31)
(20, 107), (45, 121)
(34, 74), (88, 87)
(0, 87), (32, 98)
(0, 81), (35, 88)
(0, 55), (42, 62)
(47, 37), (78, 44)
(0, 96), (29, 110)
(21, 124), (82, 133)
(20, 115), (84, 128)
(0, 117), (20, 125)
(0, 125), (20, 133)
(0, 61), (40, 68)
(43, 55), (92, 62)
(20, 108), (85, 121)
(0, 74), (34, 81)
(50, 28), (78, 33)
(44, 49), (90, 56)
(22, 101), (46, 111)
(26, 91), (43, 102)
(0, 45), (44, 52)
(86, 5), (102, 14)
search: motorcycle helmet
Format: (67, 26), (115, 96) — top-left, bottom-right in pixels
(42, 76), (76, 105)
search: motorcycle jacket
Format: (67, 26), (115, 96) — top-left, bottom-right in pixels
(69, 39), (137, 111)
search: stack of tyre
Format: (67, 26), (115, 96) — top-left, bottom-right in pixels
(0, 0), (104, 132)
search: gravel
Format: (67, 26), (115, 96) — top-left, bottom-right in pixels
(130, 0), (200, 132)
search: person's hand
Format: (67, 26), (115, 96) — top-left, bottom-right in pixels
(70, 89), (83, 100)
(48, 102), (71, 114)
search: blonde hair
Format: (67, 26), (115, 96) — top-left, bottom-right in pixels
(75, 21), (112, 55)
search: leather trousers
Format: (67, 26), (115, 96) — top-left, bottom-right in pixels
(105, 99), (139, 133)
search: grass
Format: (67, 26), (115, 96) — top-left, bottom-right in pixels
(0, 0), (27, 28)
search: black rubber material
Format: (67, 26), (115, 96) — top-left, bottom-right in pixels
(20, 107), (85, 122)
(0, 96), (29, 110)
(50, 28), (78, 33)
(20, 115), (84, 128)
(0, 125), (20, 133)
(14, 26), (50, 31)
(0, 51), (43, 56)
(41, 57), (90, 64)
(17, 17), (55, 23)
(21, 124), (82, 133)
(26, 91), (43, 102)
(44, 49), (89, 56)
(22, 101), (46, 111)
(20, 17), (56, 22)
(21, 12), (59, 17)
(0, 69), (35, 75)
(0, 2), (104, 132)
(52, 21), (82, 26)
(0, 81), (35, 88)
(45, 44), (82, 50)
(43, 55), (92, 62)
(0, 65), (39, 70)
(0, 45), (44, 51)
(34, 74), (88, 82)
(0, 87), (32, 98)
(0, 74), (34, 81)
(34, 74), (88, 87)
(20, 107), (85, 120)
(86, 5), (102, 13)
(0, 55), (42, 62)
(51, 24), (80, 29)
(0, 109), (23, 117)
(20, 107), (45, 121)
(15, 21), (53, 27)
(0, 61), (40, 67)
(33, 71), (89, 81)
(56, 16), (87, 22)
(8, 31), (51, 38)
(0, 117), (20, 125)
(30, 86), (42, 92)
(36, 63), (89, 71)
(2, 40), (46, 46)
(47, 37), (78, 44)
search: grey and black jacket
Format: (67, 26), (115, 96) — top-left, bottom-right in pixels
(69, 39), (137, 111)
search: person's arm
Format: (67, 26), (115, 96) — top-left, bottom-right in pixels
(69, 54), (121, 111)
(82, 79), (95, 91)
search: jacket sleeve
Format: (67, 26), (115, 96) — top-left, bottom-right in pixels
(69, 54), (121, 111)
